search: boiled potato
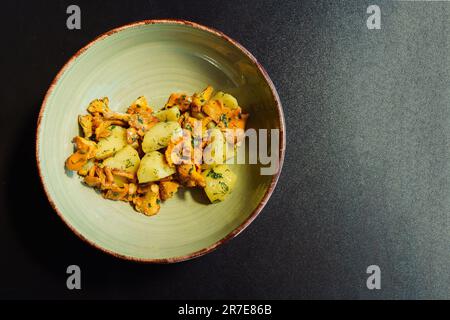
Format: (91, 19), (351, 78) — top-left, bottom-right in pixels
(137, 151), (176, 183)
(212, 91), (239, 109)
(203, 128), (225, 166)
(141, 121), (182, 153)
(224, 141), (235, 162)
(103, 145), (140, 187)
(202, 164), (237, 203)
(103, 145), (140, 173)
(154, 106), (180, 122)
(95, 125), (127, 160)
(201, 138), (233, 171)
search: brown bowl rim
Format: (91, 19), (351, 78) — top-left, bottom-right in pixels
(35, 19), (286, 263)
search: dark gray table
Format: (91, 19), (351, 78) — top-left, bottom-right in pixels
(0, 0), (448, 299)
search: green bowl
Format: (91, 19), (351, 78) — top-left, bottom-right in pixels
(36, 20), (285, 262)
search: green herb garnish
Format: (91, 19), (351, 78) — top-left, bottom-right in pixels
(219, 181), (229, 192)
(125, 159), (133, 168)
(219, 114), (229, 127)
(207, 169), (223, 179)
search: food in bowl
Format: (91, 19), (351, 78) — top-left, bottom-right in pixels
(65, 86), (249, 216)
(37, 20), (284, 262)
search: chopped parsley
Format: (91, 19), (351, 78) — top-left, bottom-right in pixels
(207, 169), (223, 179)
(219, 114), (229, 127)
(156, 199), (161, 205)
(125, 159), (133, 168)
(219, 181), (229, 192)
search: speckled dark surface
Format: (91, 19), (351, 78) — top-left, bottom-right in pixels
(0, 0), (448, 299)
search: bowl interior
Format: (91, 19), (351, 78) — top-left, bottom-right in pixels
(37, 21), (282, 261)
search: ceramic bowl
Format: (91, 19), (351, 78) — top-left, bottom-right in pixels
(36, 20), (285, 262)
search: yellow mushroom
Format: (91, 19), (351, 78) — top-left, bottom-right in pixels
(65, 136), (97, 171)
(78, 114), (93, 138)
(133, 184), (161, 216)
(126, 96), (153, 114)
(177, 164), (205, 187)
(191, 85), (213, 112)
(87, 97), (110, 115)
(159, 181), (180, 201)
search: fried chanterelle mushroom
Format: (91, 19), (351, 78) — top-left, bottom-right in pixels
(64, 86), (248, 216)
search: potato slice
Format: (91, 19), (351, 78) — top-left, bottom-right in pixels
(95, 125), (127, 160)
(212, 92), (239, 109)
(103, 145), (140, 187)
(202, 164), (237, 203)
(154, 106), (180, 122)
(203, 128), (225, 166)
(137, 151), (176, 184)
(103, 145), (140, 173)
(141, 121), (182, 153)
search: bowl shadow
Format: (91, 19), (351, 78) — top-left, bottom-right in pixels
(175, 186), (210, 205)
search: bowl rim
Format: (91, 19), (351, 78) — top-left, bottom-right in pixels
(36, 19), (286, 263)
